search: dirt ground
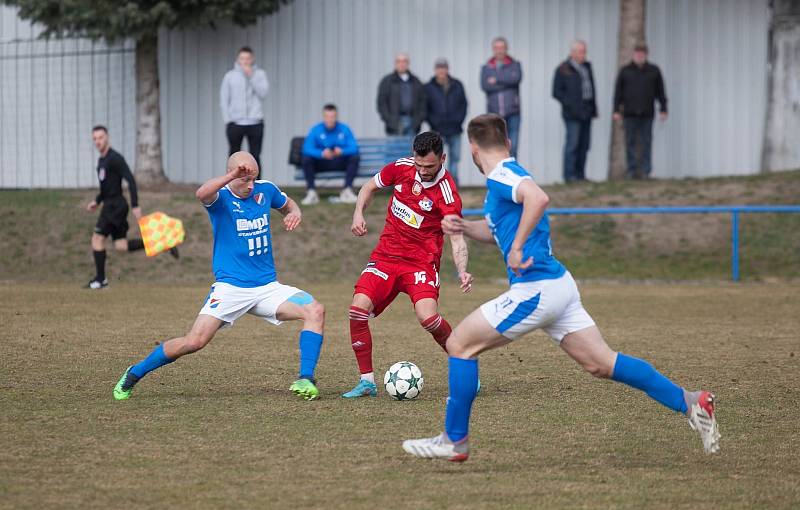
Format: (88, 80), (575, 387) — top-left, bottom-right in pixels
(2, 281), (799, 509)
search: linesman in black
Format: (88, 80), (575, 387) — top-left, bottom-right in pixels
(85, 125), (176, 289)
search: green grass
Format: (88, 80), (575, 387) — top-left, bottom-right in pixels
(2, 282), (799, 509)
(2, 170), (799, 285)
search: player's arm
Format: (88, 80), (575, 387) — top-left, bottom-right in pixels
(276, 196), (302, 231)
(449, 233), (473, 293)
(351, 177), (380, 236)
(195, 164), (253, 205)
(442, 216), (494, 244)
(508, 179), (550, 276)
(119, 157), (142, 220)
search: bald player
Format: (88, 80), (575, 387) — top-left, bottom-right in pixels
(113, 152), (325, 401)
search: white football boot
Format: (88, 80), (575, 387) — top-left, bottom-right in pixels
(402, 432), (469, 462)
(687, 391), (720, 454)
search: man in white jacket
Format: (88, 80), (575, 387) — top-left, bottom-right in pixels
(220, 47), (269, 178)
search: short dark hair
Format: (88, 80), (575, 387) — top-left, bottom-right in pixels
(92, 125), (108, 133)
(323, 103), (337, 112)
(238, 46), (253, 55)
(467, 114), (508, 149)
(413, 131), (444, 157)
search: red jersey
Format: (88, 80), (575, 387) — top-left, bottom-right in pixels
(370, 157), (462, 265)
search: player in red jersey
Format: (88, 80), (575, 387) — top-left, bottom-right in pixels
(342, 132), (473, 398)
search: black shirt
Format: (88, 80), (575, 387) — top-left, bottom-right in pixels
(95, 148), (138, 207)
(613, 61), (667, 117)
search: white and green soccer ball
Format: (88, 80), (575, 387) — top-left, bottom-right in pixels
(384, 361), (424, 400)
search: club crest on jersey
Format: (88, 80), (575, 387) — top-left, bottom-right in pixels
(412, 181), (423, 196)
(391, 197), (424, 229)
(254, 193), (264, 205)
(418, 197), (433, 212)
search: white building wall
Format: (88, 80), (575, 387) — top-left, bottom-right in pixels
(0, 0), (769, 188)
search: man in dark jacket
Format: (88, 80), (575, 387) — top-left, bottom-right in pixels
(377, 53), (427, 135)
(480, 37), (522, 158)
(613, 44), (668, 179)
(552, 40), (598, 183)
(424, 58), (468, 182)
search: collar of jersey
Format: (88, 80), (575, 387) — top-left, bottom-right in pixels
(415, 167), (446, 188)
(486, 157), (517, 179)
(225, 185), (247, 200)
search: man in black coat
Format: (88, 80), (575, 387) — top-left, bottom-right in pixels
(424, 58), (468, 182)
(613, 44), (668, 179)
(552, 40), (598, 183)
(377, 53), (427, 136)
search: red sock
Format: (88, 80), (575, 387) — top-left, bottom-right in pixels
(349, 306), (373, 375)
(421, 314), (452, 353)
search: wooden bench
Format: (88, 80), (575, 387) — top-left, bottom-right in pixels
(291, 136), (413, 184)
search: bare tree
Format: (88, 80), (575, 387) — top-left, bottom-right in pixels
(762, 0), (800, 172)
(608, 0), (646, 180)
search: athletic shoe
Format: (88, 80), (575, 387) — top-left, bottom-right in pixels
(341, 379), (377, 398)
(339, 187), (358, 204)
(290, 378), (319, 401)
(301, 189), (319, 205)
(688, 391), (720, 454)
(86, 278), (108, 290)
(113, 366), (140, 400)
(402, 432), (469, 462)
(169, 247), (180, 259)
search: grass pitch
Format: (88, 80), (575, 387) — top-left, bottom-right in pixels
(2, 282), (799, 509)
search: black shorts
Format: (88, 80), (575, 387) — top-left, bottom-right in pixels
(95, 198), (130, 240)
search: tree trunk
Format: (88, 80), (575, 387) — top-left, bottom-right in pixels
(762, 0), (800, 172)
(134, 33), (168, 186)
(608, 0), (646, 180)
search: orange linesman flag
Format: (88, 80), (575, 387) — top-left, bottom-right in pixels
(138, 212), (185, 257)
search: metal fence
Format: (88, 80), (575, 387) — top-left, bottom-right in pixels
(462, 205), (800, 281)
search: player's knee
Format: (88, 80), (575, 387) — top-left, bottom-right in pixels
(304, 301), (325, 324)
(113, 242), (127, 252)
(182, 333), (209, 354)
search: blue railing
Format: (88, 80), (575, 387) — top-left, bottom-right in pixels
(461, 205), (800, 281)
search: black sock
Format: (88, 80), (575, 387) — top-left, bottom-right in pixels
(128, 238), (144, 252)
(93, 250), (106, 281)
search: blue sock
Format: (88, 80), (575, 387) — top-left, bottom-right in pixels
(445, 357), (479, 442)
(612, 353), (687, 413)
(298, 330), (323, 380)
(130, 344), (174, 379)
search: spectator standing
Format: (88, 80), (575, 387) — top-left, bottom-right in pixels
(377, 53), (427, 136)
(220, 46), (269, 178)
(424, 58), (468, 182)
(480, 37), (522, 158)
(552, 40), (598, 183)
(613, 43), (668, 179)
(301, 104), (361, 205)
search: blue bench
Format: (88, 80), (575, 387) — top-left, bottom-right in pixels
(292, 136), (414, 183)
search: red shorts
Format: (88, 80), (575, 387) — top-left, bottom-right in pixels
(354, 258), (440, 316)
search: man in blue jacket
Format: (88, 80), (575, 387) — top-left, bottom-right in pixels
(552, 40), (598, 183)
(425, 58), (468, 182)
(301, 104), (360, 205)
(481, 37), (523, 158)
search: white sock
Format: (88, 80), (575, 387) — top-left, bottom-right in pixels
(360, 372), (375, 384)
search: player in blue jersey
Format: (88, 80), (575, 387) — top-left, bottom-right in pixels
(113, 152), (325, 401)
(402, 114), (720, 461)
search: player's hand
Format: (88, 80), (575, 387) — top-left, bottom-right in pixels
(132, 207), (143, 221)
(283, 211), (301, 231)
(507, 247), (533, 277)
(351, 214), (367, 236)
(86, 201), (98, 212)
(229, 163), (255, 180)
(458, 271), (474, 293)
(441, 214), (465, 235)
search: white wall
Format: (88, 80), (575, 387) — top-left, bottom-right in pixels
(0, 0), (769, 188)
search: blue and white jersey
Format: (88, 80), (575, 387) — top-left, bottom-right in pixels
(484, 158), (566, 284)
(204, 180), (288, 288)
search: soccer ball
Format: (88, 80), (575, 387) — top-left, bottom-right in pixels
(384, 361), (424, 400)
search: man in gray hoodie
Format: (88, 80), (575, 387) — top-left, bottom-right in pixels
(220, 47), (270, 178)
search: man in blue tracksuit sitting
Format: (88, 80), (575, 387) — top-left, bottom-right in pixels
(301, 104), (361, 205)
